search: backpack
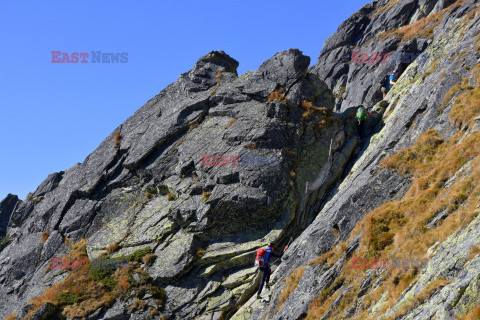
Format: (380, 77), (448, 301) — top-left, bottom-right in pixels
(356, 107), (368, 123)
(255, 248), (267, 267)
(379, 75), (389, 87)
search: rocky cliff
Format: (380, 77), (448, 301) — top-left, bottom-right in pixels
(2, 0), (480, 319)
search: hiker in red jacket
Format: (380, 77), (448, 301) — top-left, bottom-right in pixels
(255, 243), (287, 299)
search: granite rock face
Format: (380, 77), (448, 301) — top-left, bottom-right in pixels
(3, 0), (480, 319)
(0, 49), (357, 320)
(0, 194), (18, 235)
(310, 0), (460, 112)
(233, 0), (480, 319)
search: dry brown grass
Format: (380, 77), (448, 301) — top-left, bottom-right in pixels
(376, 0), (467, 43)
(128, 297), (147, 313)
(388, 279), (450, 319)
(114, 267), (132, 292)
(306, 275), (356, 320)
(449, 83), (480, 129)
(461, 305), (480, 320)
(290, 170), (296, 180)
(41, 232), (50, 243)
(4, 314), (17, 320)
(303, 57), (480, 318)
(372, 0), (401, 16)
(390, 0), (468, 41)
(468, 246), (480, 261)
(209, 72), (222, 97)
(196, 247), (206, 258)
(316, 115), (341, 133)
(64, 238), (89, 260)
(201, 191), (211, 202)
(106, 242), (120, 254)
(226, 118), (236, 129)
(167, 193), (177, 201)
(267, 87), (287, 103)
(114, 131), (121, 148)
(275, 266), (306, 313)
(243, 143), (257, 149)
(333, 87), (346, 100)
(150, 307), (160, 315)
(142, 253), (156, 266)
(300, 100), (330, 121)
(24, 238), (165, 319)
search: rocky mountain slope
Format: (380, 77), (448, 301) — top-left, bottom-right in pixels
(1, 0), (480, 319)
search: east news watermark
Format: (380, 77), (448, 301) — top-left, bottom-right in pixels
(351, 51), (428, 65)
(51, 51), (128, 63)
(351, 256), (428, 270)
(201, 153), (280, 167)
(51, 257), (132, 270)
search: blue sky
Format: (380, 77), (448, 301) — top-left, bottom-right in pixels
(0, 0), (368, 201)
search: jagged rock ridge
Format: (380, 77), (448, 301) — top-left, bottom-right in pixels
(0, 48), (361, 319)
(2, 0), (480, 319)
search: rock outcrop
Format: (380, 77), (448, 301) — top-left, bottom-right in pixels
(2, 0), (480, 319)
(0, 49), (358, 319)
(233, 0), (480, 319)
(0, 194), (18, 235)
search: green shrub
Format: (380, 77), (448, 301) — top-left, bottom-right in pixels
(0, 237), (11, 252)
(88, 266), (117, 291)
(127, 247), (153, 262)
(56, 292), (82, 305)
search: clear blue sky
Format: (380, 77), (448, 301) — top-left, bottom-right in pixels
(0, 0), (368, 201)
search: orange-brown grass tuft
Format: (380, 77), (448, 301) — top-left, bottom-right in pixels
(300, 100), (330, 121)
(128, 298), (147, 313)
(449, 85), (480, 129)
(461, 305), (480, 320)
(114, 266), (132, 292)
(244, 143), (257, 149)
(364, 203), (407, 254)
(4, 314), (17, 320)
(64, 238), (89, 260)
(41, 232), (50, 243)
(267, 87), (287, 103)
(201, 191), (211, 202)
(142, 253), (156, 266)
(196, 247), (206, 258)
(372, 0), (401, 16)
(209, 72), (222, 97)
(468, 246), (480, 261)
(290, 170), (296, 180)
(226, 118), (236, 129)
(106, 242), (120, 254)
(188, 114), (205, 132)
(114, 131), (121, 149)
(333, 87), (346, 100)
(275, 266), (306, 313)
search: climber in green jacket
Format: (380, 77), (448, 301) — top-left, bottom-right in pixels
(352, 105), (376, 139)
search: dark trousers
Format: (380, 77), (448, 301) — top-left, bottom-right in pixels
(258, 266), (271, 296)
(357, 121), (365, 139)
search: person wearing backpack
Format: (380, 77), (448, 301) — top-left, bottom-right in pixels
(351, 105), (376, 139)
(380, 69), (399, 98)
(255, 243), (287, 299)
